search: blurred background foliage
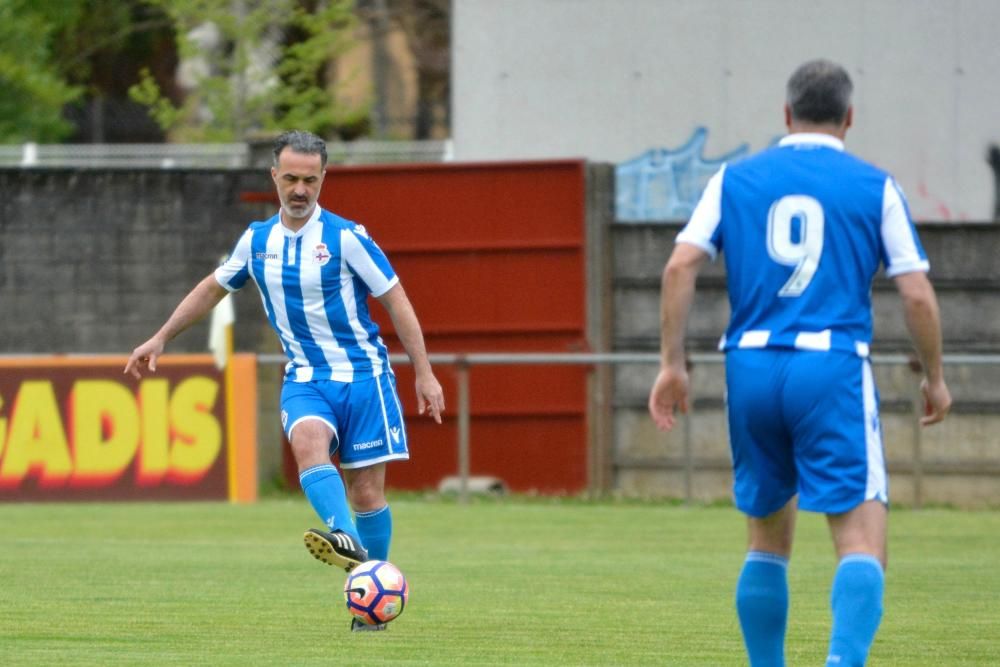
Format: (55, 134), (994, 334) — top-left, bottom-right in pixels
(0, 0), (449, 143)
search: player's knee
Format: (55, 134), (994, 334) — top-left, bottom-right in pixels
(289, 421), (335, 467)
(290, 446), (329, 471)
(290, 435), (333, 471)
(347, 480), (385, 512)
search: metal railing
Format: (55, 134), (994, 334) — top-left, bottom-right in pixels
(259, 351), (1000, 505)
(0, 139), (452, 169)
(0, 143), (250, 168)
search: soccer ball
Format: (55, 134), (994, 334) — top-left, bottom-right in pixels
(344, 560), (409, 625)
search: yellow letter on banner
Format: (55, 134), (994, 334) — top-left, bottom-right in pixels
(137, 379), (170, 485)
(0, 394), (6, 462)
(168, 376), (222, 482)
(0, 381), (72, 487)
(70, 380), (140, 486)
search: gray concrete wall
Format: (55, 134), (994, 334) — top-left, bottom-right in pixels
(0, 168), (287, 485)
(611, 222), (1000, 508)
(453, 0), (1000, 221)
(0, 168), (276, 353)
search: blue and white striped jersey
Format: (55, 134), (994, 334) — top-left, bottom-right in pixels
(677, 133), (929, 356)
(215, 206), (398, 382)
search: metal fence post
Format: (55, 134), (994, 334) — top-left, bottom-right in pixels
(682, 412), (694, 505)
(456, 357), (471, 505)
(911, 390), (924, 509)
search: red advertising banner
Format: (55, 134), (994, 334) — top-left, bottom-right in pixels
(0, 355), (257, 502)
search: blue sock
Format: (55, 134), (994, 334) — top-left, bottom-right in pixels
(827, 554), (884, 667)
(736, 551), (789, 667)
(298, 464), (360, 543)
(355, 505), (392, 561)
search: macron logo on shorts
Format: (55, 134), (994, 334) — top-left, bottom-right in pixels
(352, 439), (383, 451)
(390, 427), (401, 444)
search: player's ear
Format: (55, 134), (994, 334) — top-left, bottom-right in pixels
(783, 103), (793, 129)
(844, 106), (853, 131)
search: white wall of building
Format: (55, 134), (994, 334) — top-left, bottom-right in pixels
(453, 0), (1000, 220)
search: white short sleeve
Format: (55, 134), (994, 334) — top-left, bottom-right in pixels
(881, 178), (930, 277)
(341, 228), (398, 297)
(214, 228), (254, 291)
(675, 165), (726, 260)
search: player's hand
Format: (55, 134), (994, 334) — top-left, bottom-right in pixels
(648, 364), (690, 432)
(124, 337), (165, 380)
(919, 377), (952, 426)
(415, 372), (445, 424)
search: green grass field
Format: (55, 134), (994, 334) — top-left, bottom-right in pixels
(1, 496), (997, 666)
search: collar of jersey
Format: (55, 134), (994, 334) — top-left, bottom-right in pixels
(278, 204), (323, 237)
(779, 133), (844, 151)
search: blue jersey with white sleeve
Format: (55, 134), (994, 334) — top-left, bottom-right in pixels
(677, 133), (929, 357)
(214, 206), (398, 383)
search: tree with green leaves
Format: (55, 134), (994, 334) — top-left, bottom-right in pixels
(130, 0), (360, 142)
(0, 0), (84, 142)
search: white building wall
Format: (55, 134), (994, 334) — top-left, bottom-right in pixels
(453, 0), (1000, 221)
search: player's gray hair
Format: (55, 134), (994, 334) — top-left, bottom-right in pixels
(786, 59), (853, 125)
(272, 130), (328, 168)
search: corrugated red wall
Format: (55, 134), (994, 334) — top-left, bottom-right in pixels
(287, 160), (590, 493)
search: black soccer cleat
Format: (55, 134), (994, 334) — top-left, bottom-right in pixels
(303, 528), (368, 572)
(351, 618), (387, 632)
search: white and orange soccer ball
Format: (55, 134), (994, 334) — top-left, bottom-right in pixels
(344, 560), (409, 625)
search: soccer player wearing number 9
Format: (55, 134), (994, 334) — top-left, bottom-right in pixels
(648, 60), (952, 666)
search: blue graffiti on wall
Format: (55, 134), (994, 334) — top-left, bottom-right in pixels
(616, 127), (750, 222)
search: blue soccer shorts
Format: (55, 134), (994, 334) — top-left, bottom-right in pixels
(280, 373), (409, 469)
(724, 348), (887, 518)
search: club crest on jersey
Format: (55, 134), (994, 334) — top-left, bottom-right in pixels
(313, 243), (331, 266)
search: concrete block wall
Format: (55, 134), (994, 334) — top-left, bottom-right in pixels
(0, 168), (287, 485)
(0, 168), (277, 354)
(610, 222), (1000, 508)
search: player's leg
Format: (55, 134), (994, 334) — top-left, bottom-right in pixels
(787, 354), (887, 667)
(828, 498), (887, 564)
(293, 419), (368, 570)
(726, 350), (798, 667)
(339, 462), (395, 633)
(343, 463), (392, 561)
(292, 421), (360, 542)
(737, 499), (796, 667)
(339, 373), (409, 562)
(825, 500), (887, 667)
(282, 382), (366, 570)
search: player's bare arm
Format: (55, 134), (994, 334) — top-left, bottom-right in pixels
(377, 283), (445, 423)
(893, 270), (952, 425)
(649, 243), (708, 431)
(124, 274), (228, 379)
